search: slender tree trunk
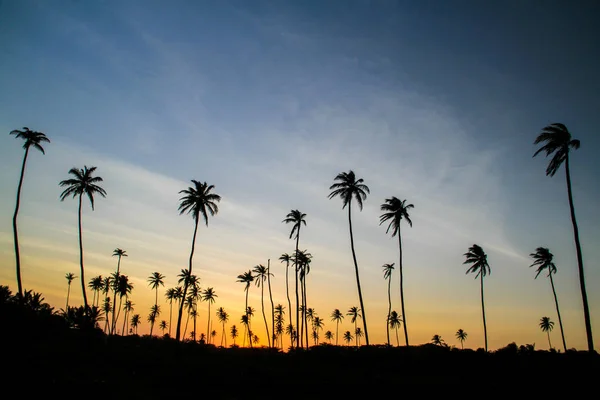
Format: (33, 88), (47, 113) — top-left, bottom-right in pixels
(176, 217), (199, 341)
(110, 255), (122, 334)
(398, 232), (408, 346)
(193, 302), (197, 341)
(77, 194), (89, 310)
(549, 273), (567, 352)
(461, 340), (464, 350)
(261, 280), (270, 347)
(336, 321), (339, 346)
(267, 259), (275, 348)
(480, 274), (488, 352)
(285, 260), (293, 349)
(246, 289), (253, 348)
(565, 157), (594, 352)
(303, 275), (309, 349)
(547, 331), (552, 350)
(66, 282), (71, 310)
(114, 296), (123, 331)
(13, 147), (29, 299)
(207, 302), (211, 344)
(386, 276), (391, 346)
(168, 301), (173, 337)
(348, 203), (369, 345)
(395, 326), (399, 346)
(294, 232), (300, 349)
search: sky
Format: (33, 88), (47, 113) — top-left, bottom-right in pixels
(0, 0), (599, 350)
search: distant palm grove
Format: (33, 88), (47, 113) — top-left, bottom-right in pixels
(4, 123), (595, 353)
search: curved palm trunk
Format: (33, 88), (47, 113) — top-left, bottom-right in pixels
(176, 217), (199, 341)
(549, 273), (567, 352)
(480, 274), (488, 352)
(294, 233), (301, 348)
(398, 233), (408, 346)
(565, 157), (594, 352)
(348, 203), (369, 345)
(267, 259), (275, 348)
(12, 147), (29, 298)
(66, 282), (71, 310)
(285, 260), (293, 349)
(77, 194), (89, 310)
(121, 306), (128, 335)
(114, 295), (124, 331)
(260, 281), (270, 347)
(386, 276), (391, 346)
(110, 255), (122, 334)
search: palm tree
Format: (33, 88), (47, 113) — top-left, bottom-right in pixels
(347, 306), (361, 347)
(130, 314), (141, 335)
(230, 325), (238, 346)
(329, 170), (370, 345)
(217, 307), (229, 347)
(313, 316), (324, 346)
(122, 299), (134, 335)
(539, 316), (555, 350)
(382, 263), (395, 346)
(65, 272), (76, 310)
(431, 334), (445, 346)
(147, 272), (165, 321)
(456, 329), (468, 349)
(88, 275), (103, 307)
(59, 166), (107, 310)
(325, 330), (333, 344)
(148, 305), (160, 335)
(175, 180), (221, 341)
(379, 197), (414, 346)
(113, 274), (133, 332)
(355, 327), (363, 347)
(267, 259), (275, 349)
(165, 288), (178, 337)
(102, 297), (112, 333)
(534, 122), (592, 351)
(388, 311), (402, 347)
(331, 309), (344, 346)
(343, 330), (353, 346)
(10, 127), (50, 298)
(463, 244), (491, 352)
(202, 287), (217, 342)
(252, 264), (271, 347)
(110, 248), (127, 334)
(295, 249), (313, 348)
(282, 209), (307, 348)
(529, 247), (567, 352)
(237, 270), (254, 347)
(159, 320), (168, 336)
(279, 253), (294, 348)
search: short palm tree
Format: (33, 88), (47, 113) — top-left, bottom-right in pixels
(463, 244), (491, 352)
(382, 263), (395, 346)
(175, 180), (221, 341)
(347, 306), (362, 347)
(59, 165), (107, 310)
(10, 127), (50, 298)
(130, 313), (141, 335)
(534, 123), (592, 351)
(159, 320), (168, 336)
(217, 307), (229, 347)
(253, 264), (272, 347)
(455, 329), (468, 349)
(122, 299), (134, 335)
(431, 334), (445, 346)
(539, 316), (555, 350)
(331, 309), (344, 346)
(379, 196), (413, 346)
(165, 288), (178, 337)
(65, 272), (76, 310)
(388, 311), (401, 347)
(202, 287), (217, 341)
(230, 324), (238, 346)
(325, 330), (333, 344)
(343, 330), (353, 346)
(110, 248), (127, 334)
(529, 247), (567, 352)
(237, 270), (254, 347)
(355, 327), (363, 347)
(88, 275), (103, 308)
(279, 253), (294, 348)
(282, 209), (306, 348)
(329, 170), (370, 345)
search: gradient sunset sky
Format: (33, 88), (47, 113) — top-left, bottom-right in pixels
(1, 0), (599, 350)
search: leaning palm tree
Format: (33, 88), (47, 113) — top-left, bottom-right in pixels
(328, 170), (370, 345)
(65, 272), (76, 310)
(110, 248), (127, 334)
(529, 247), (567, 352)
(252, 264), (271, 347)
(237, 270), (254, 347)
(463, 244), (491, 352)
(282, 209), (307, 348)
(379, 197), (413, 346)
(388, 311), (402, 347)
(331, 309), (344, 346)
(202, 287), (217, 342)
(10, 127), (50, 298)
(533, 122), (592, 352)
(539, 316), (555, 350)
(279, 253), (294, 348)
(455, 329), (468, 349)
(59, 166), (107, 310)
(347, 306), (361, 347)
(175, 180), (221, 341)
(382, 263), (395, 346)
(148, 305), (160, 336)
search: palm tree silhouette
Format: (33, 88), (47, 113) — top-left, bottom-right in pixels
(343, 330), (353, 346)
(347, 306), (362, 347)
(148, 305), (160, 335)
(9, 127), (50, 298)
(113, 274), (133, 332)
(267, 259), (275, 349)
(130, 313), (141, 335)
(382, 263), (395, 346)
(88, 275), (103, 308)
(252, 264), (272, 347)
(165, 288), (178, 337)
(282, 209), (306, 349)
(331, 309), (344, 346)
(102, 297), (112, 333)
(539, 316), (555, 350)
(65, 272), (76, 310)
(431, 334), (445, 346)
(279, 253), (294, 348)
(325, 330), (333, 344)
(313, 316), (324, 346)
(533, 122), (592, 352)
(202, 287), (217, 342)
(455, 329), (468, 349)
(59, 165), (107, 311)
(230, 324), (238, 346)
(217, 307), (229, 347)
(147, 272), (165, 336)
(295, 249), (313, 348)
(122, 299), (134, 335)
(463, 244), (491, 352)
(379, 197), (413, 346)
(529, 247), (567, 352)
(159, 320), (168, 336)
(388, 311), (401, 347)
(175, 180), (221, 341)
(355, 327), (363, 347)
(110, 248), (127, 334)
(329, 170), (370, 345)
(237, 270), (254, 347)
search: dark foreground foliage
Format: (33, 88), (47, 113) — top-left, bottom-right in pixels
(1, 286), (597, 398)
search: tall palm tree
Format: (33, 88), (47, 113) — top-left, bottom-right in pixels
(279, 253), (294, 348)
(113, 274), (133, 332)
(295, 249), (313, 348)
(267, 259), (275, 348)
(539, 316), (555, 350)
(388, 311), (401, 347)
(10, 127), (50, 298)
(463, 244), (491, 352)
(382, 263), (395, 346)
(110, 248), (127, 334)
(529, 247), (567, 352)
(331, 309), (344, 346)
(175, 180), (221, 341)
(533, 122), (592, 352)
(379, 197), (413, 346)
(455, 329), (468, 349)
(217, 307), (229, 347)
(329, 170), (370, 345)
(347, 306), (361, 347)
(282, 209), (307, 348)
(59, 165), (107, 310)
(237, 270), (254, 347)
(253, 264), (272, 347)
(202, 287), (217, 341)
(65, 272), (76, 310)
(165, 288), (177, 337)
(147, 272), (165, 319)
(88, 275), (103, 308)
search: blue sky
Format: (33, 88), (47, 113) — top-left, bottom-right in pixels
(0, 0), (599, 349)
